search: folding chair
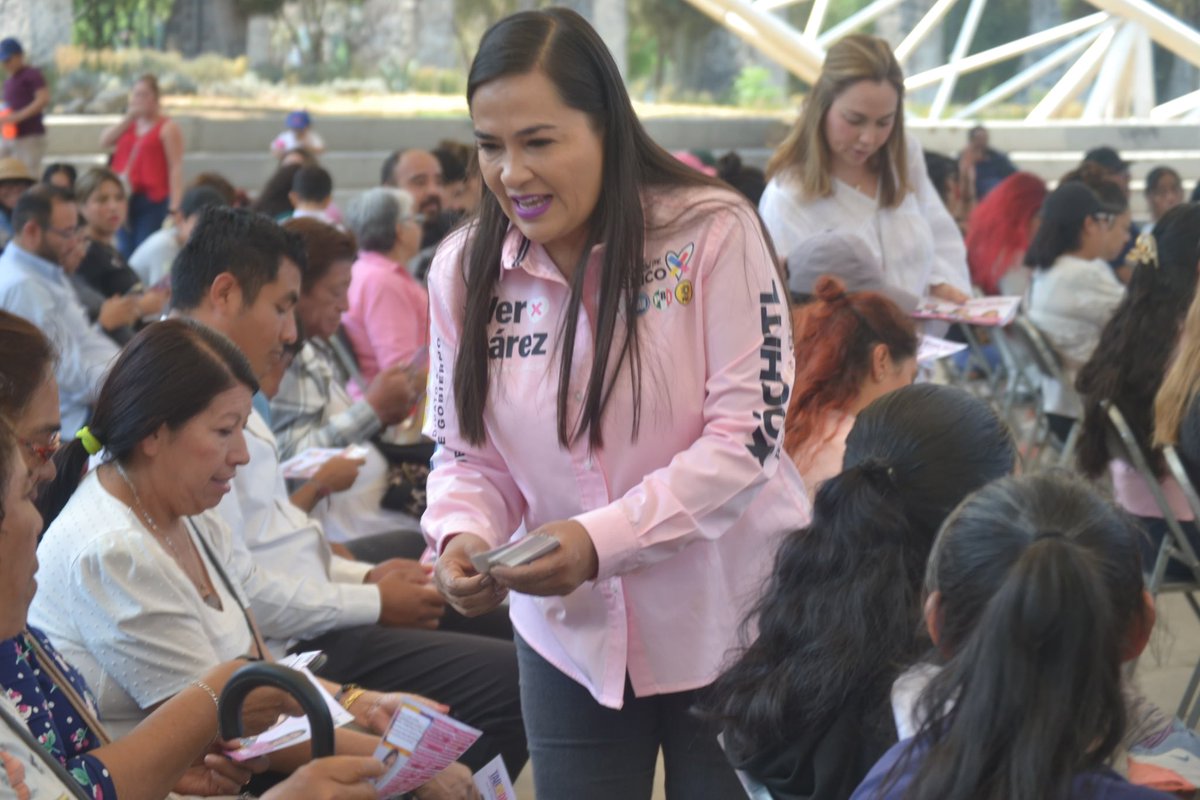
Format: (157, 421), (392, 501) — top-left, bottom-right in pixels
(1159, 443), (1200, 726)
(999, 317), (1079, 468)
(1105, 403), (1200, 723)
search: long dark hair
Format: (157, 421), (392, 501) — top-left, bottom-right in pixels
(710, 384), (1016, 763)
(38, 320), (258, 525)
(1075, 202), (1200, 478)
(455, 7), (747, 448)
(895, 473), (1146, 799)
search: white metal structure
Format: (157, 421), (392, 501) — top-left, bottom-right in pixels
(683, 0), (1200, 120)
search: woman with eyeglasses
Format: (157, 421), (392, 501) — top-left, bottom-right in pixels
(1024, 180), (1127, 442)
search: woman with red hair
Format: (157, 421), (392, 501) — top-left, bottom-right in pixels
(785, 276), (919, 499)
(965, 172), (1048, 295)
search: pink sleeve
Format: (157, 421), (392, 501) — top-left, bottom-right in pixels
(421, 243), (527, 551)
(360, 274), (430, 370)
(577, 204), (795, 580)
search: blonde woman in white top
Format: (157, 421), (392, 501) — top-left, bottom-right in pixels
(759, 34), (970, 303)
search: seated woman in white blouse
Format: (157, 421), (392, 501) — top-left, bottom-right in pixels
(1024, 180), (1128, 439)
(759, 34), (971, 304)
(29, 319), (474, 797)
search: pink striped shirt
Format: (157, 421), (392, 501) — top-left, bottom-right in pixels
(422, 186), (810, 708)
(342, 250), (430, 386)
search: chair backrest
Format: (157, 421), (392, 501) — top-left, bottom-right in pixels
(1104, 401), (1200, 584)
(1007, 316), (1066, 382)
(1163, 445), (1200, 524)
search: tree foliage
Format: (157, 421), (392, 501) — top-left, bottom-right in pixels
(73, 0), (178, 50)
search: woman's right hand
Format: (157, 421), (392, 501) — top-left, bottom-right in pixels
(312, 455), (366, 494)
(98, 294), (141, 331)
(261, 756), (385, 800)
(434, 533), (507, 617)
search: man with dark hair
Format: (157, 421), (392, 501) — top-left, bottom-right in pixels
(958, 124), (1015, 203)
(380, 148), (449, 248)
(172, 207), (526, 779)
(288, 165), (334, 223)
(0, 38), (49, 175)
(129, 184), (227, 287)
(0, 185), (119, 435)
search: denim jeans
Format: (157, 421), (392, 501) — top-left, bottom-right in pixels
(516, 634), (743, 800)
(118, 193), (169, 259)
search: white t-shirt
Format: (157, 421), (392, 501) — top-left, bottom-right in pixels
(270, 129), (325, 154)
(759, 134), (970, 300)
(127, 227), (180, 288)
(1026, 254), (1125, 418)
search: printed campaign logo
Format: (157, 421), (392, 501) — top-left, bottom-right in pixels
(636, 291), (651, 315)
(666, 242), (694, 280)
(675, 279), (694, 305)
(528, 296), (548, 322)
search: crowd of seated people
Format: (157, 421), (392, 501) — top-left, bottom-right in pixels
(3, 10), (1200, 800)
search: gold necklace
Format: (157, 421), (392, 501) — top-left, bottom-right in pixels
(113, 462), (221, 610)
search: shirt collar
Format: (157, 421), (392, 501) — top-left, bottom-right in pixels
(498, 226), (605, 285)
(355, 249), (406, 274)
(3, 241), (63, 282)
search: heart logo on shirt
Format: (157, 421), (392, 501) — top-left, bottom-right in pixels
(666, 243), (695, 280)
(528, 297), (549, 321)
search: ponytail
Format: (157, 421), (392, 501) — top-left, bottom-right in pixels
(37, 438), (91, 529)
(710, 459), (927, 757)
(890, 474), (1146, 800)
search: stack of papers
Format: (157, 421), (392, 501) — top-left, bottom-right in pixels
(373, 701), (482, 796)
(912, 295), (1021, 327)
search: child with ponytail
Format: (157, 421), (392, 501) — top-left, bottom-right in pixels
(855, 473), (1171, 800)
(709, 384), (1015, 799)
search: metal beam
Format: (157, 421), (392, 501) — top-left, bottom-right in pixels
(685, 0), (826, 83)
(928, 0), (989, 118)
(953, 26), (1108, 118)
(1086, 0), (1200, 69)
(1028, 24), (1116, 120)
(895, 0), (960, 65)
(804, 0), (830, 38)
(905, 12), (1108, 90)
(817, 0), (906, 46)
(1083, 20), (1137, 119)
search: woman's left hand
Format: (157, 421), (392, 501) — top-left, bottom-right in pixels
(929, 282), (970, 304)
(489, 520), (599, 597)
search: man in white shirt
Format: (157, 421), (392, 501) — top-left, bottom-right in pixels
(170, 207), (526, 776)
(0, 185), (119, 436)
(128, 185), (227, 288)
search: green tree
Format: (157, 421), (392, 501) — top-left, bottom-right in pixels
(73, 0), (178, 50)
(233, 0), (364, 67)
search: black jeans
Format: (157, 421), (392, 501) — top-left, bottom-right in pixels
(515, 634), (743, 800)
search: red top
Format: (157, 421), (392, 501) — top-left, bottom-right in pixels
(111, 118), (171, 203)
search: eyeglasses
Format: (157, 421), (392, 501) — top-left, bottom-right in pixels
(1091, 212), (1116, 228)
(20, 431), (60, 465)
(44, 224), (84, 240)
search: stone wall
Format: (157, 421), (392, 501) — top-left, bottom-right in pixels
(0, 0), (73, 63)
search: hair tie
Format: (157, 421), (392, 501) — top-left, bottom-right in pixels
(858, 458), (897, 487)
(1127, 233), (1158, 269)
(76, 426), (103, 456)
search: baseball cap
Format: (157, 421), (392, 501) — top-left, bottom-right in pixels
(0, 38), (23, 61)
(1083, 146), (1130, 174)
(786, 230), (919, 312)
(286, 110), (312, 130)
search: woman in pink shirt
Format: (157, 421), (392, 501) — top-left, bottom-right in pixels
(342, 186), (429, 386)
(784, 276), (917, 500)
(423, 8), (807, 798)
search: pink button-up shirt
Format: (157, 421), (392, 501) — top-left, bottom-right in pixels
(343, 250), (430, 386)
(422, 185), (810, 708)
